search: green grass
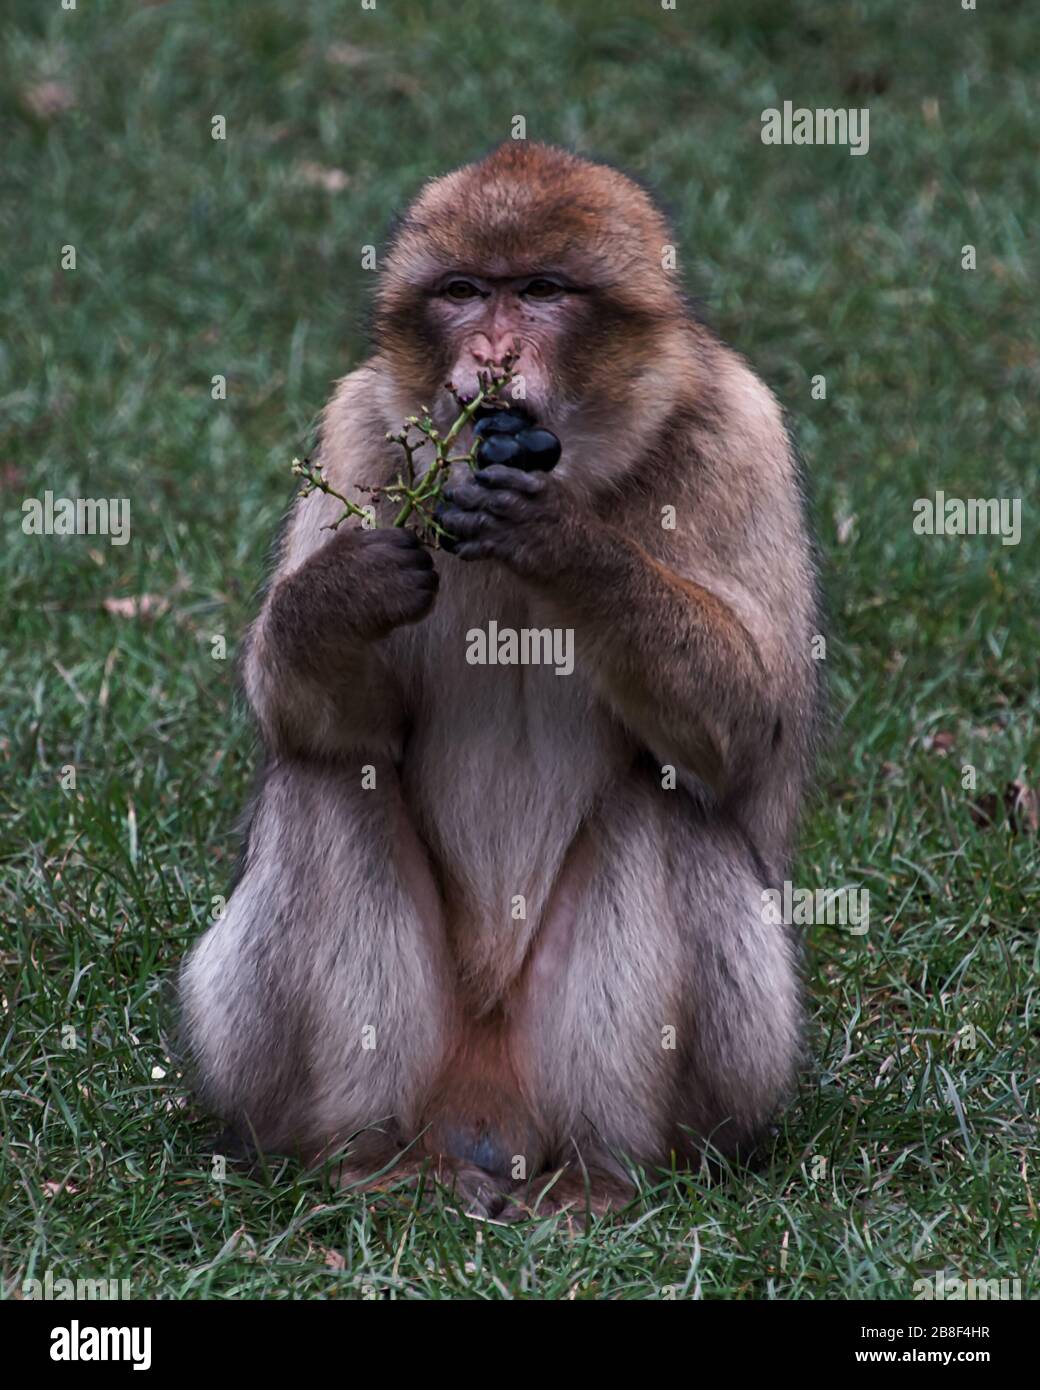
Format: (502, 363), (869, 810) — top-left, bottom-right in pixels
(1, 0), (1037, 1300)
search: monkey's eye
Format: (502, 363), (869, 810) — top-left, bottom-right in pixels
(520, 278), (564, 301)
(443, 280), (483, 302)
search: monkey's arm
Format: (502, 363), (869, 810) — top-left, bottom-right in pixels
(438, 463), (809, 802)
(243, 492), (436, 761)
(547, 528), (778, 798)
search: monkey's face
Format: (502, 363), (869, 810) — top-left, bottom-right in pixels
(375, 143), (688, 436)
(425, 271), (588, 422)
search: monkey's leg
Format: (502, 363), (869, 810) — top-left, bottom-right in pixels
(498, 1162), (637, 1226)
(180, 757), (453, 1164)
(511, 791), (803, 1214)
(661, 813), (805, 1168)
(334, 1154), (510, 1220)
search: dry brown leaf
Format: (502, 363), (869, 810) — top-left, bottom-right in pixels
(969, 781), (1038, 835)
(1004, 779), (1039, 836)
(326, 42), (371, 67)
(296, 161), (350, 193)
(923, 730), (956, 755)
(386, 72), (423, 97)
(42, 1179), (79, 1198)
(22, 81), (76, 120)
(968, 793), (999, 828)
(843, 69), (890, 98)
(102, 594), (170, 620)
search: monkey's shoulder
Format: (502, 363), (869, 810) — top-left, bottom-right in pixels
(316, 360), (403, 490)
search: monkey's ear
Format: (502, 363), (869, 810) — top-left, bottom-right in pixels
(358, 204), (417, 349)
(382, 208), (407, 251)
(383, 208), (436, 261)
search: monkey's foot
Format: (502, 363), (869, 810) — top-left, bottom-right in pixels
(334, 1155), (510, 1220)
(497, 1165), (636, 1226)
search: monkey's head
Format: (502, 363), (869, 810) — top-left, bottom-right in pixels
(375, 143), (688, 432)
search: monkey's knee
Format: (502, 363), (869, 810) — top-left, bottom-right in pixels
(675, 962), (803, 1159)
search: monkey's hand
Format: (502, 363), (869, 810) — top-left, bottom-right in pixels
(435, 466), (580, 579)
(271, 526), (439, 660)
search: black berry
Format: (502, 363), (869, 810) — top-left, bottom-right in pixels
(514, 427), (562, 471)
(473, 409), (531, 438)
(475, 433), (523, 467)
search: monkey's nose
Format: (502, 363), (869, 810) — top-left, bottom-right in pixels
(469, 334), (521, 369)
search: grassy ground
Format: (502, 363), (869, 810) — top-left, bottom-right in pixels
(1, 0), (1036, 1301)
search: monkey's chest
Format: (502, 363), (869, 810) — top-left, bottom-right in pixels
(394, 565), (621, 950)
(406, 660), (611, 879)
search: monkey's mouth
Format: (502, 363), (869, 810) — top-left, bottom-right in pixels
(472, 401), (532, 424)
(455, 390), (528, 417)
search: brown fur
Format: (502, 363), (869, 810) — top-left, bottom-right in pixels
(180, 143), (822, 1220)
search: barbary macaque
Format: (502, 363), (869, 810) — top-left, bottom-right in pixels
(180, 142), (822, 1219)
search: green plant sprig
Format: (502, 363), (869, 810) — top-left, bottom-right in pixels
(292, 353), (518, 545)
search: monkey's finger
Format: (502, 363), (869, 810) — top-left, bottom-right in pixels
(405, 567), (439, 590)
(439, 480), (486, 511)
(473, 488), (535, 521)
(442, 472), (543, 513)
(396, 548), (437, 572)
(434, 505), (498, 541)
(370, 539), (435, 571)
(442, 484), (534, 523)
(364, 541), (435, 576)
(451, 538), (504, 563)
(473, 465), (546, 496)
(363, 527), (427, 552)
(449, 488), (531, 526)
